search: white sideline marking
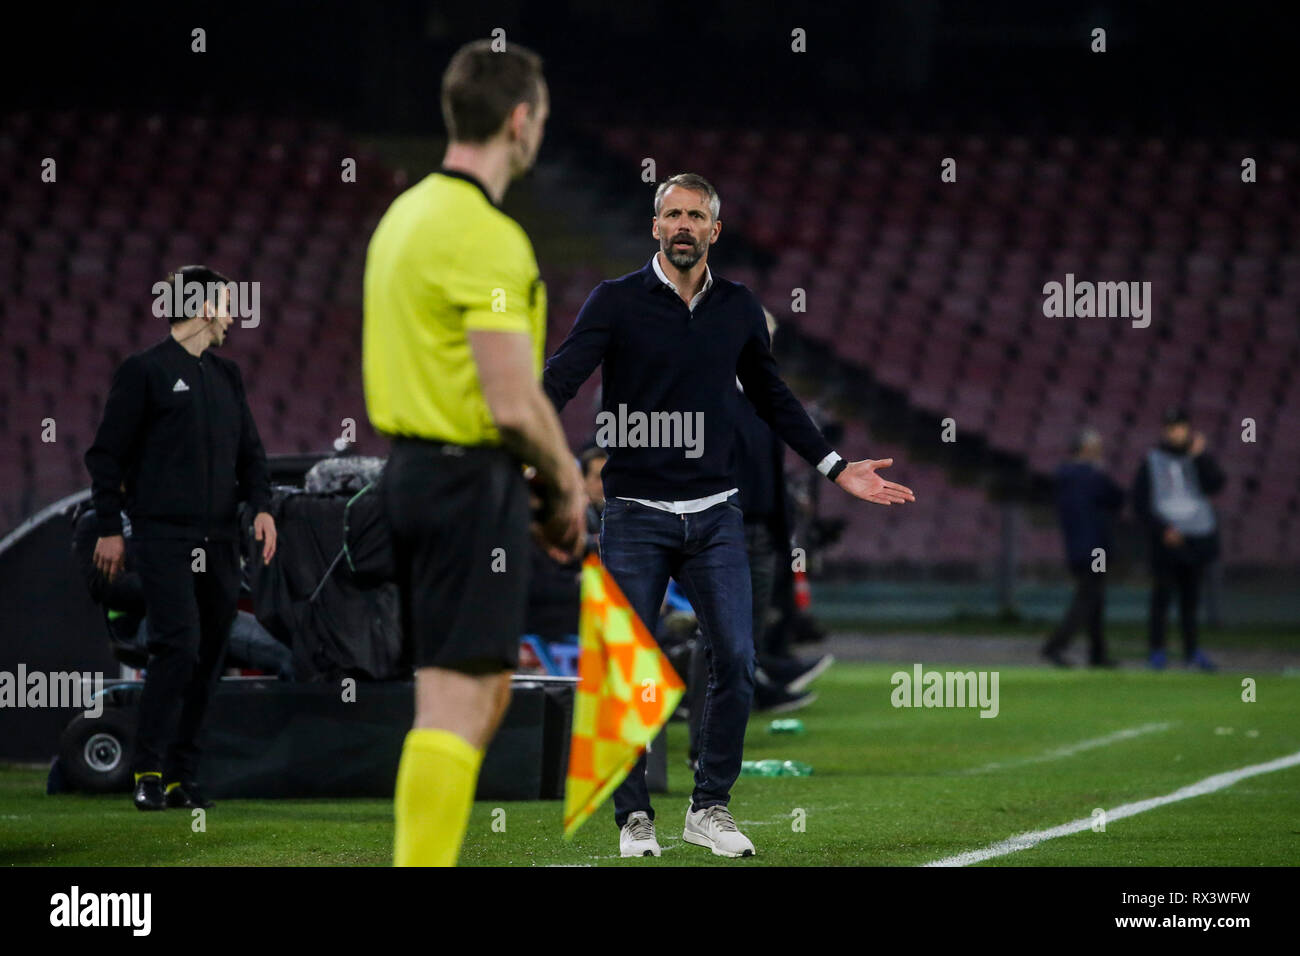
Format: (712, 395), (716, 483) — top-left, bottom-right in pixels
(925, 749), (1300, 867)
(962, 722), (1173, 774)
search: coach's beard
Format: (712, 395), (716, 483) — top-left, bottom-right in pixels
(663, 234), (705, 270)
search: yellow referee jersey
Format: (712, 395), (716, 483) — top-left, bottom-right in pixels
(363, 170), (547, 447)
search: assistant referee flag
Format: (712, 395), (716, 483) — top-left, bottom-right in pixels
(564, 555), (685, 839)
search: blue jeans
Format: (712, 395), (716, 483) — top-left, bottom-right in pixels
(599, 494), (754, 827)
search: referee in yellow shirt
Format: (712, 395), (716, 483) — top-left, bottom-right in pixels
(363, 39), (586, 867)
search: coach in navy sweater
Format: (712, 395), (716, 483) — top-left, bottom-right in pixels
(1042, 427), (1125, 667)
(543, 173), (915, 858)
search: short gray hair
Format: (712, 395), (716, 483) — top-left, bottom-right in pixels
(654, 173), (720, 221)
(1073, 426), (1102, 455)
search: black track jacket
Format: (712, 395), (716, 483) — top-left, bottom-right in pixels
(84, 334), (271, 542)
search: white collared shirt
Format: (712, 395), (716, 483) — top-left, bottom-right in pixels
(651, 253), (713, 312)
(616, 488), (738, 515)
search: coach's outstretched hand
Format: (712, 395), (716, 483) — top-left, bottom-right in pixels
(834, 458), (917, 506)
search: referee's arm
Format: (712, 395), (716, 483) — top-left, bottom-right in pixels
(473, 330), (585, 561)
(470, 329), (586, 559)
(472, 329), (573, 483)
(443, 221), (585, 557)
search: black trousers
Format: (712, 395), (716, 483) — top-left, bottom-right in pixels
(765, 533), (796, 660)
(1149, 559), (1205, 658)
(132, 536), (240, 781)
(745, 523), (779, 654)
(1045, 566), (1107, 663)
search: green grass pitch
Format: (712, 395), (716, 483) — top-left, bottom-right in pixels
(2, 661), (1297, 866)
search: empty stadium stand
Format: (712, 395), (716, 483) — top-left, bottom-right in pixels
(3, 111), (1296, 573)
(596, 127), (1300, 568)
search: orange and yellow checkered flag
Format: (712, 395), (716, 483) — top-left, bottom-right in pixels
(563, 554), (685, 839)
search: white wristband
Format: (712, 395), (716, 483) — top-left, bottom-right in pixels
(816, 451), (843, 476)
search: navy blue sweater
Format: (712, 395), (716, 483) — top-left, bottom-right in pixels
(1054, 460), (1125, 569)
(543, 260), (834, 501)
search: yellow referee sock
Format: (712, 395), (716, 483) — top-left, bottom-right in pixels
(393, 728), (483, 867)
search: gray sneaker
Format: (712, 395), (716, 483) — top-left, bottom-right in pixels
(619, 811), (661, 857)
(683, 803), (755, 858)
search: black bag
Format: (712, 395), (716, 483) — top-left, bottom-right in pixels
(251, 487), (405, 681)
(343, 476), (396, 588)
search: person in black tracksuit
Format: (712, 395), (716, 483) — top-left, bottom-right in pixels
(1042, 427), (1125, 667)
(1132, 407), (1226, 670)
(84, 265), (277, 811)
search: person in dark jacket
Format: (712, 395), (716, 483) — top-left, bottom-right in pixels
(1042, 427), (1124, 667)
(1132, 407), (1225, 671)
(84, 265), (277, 811)
(735, 310), (835, 694)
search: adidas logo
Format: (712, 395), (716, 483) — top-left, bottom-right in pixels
(172, 379), (190, 392)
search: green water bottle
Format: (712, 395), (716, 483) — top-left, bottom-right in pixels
(781, 760), (814, 776)
(768, 719), (806, 735)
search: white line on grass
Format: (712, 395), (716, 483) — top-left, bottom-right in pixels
(925, 749), (1300, 867)
(961, 721), (1174, 774)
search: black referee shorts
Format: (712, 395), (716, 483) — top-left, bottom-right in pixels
(381, 436), (530, 674)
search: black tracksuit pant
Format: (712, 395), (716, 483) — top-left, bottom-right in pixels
(1045, 565), (1108, 663)
(1149, 559), (1205, 659)
(132, 536), (240, 782)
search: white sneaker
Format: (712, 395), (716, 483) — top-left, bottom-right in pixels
(683, 804), (755, 857)
(619, 811), (661, 857)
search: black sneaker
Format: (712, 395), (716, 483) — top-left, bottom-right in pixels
(753, 684), (816, 714)
(760, 654), (834, 693)
(1041, 647), (1071, 668)
(133, 775), (166, 811)
(165, 782), (215, 810)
